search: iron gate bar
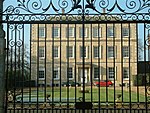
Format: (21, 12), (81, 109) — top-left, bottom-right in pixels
(121, 23), (123, 105)
(136, 23), (139, 104)
(98, 23), (101, 110)
(67, 23), (69, 108)
(90, 23), (93, 105)
(60, 23), (62, 106)
(106, 23), (108, 107)
(144, 23), (148, 113)
(29, 24), (32, 108)
(129, 23), (131, 112)
(113, 23), (116, 109)
(37, 24), (39, 110)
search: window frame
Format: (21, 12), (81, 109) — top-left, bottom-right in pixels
(68, 27), (75, 38)
(108, 67), (115, 80)
(80, 27), (88, 38)
(122, 27), (129, 37)
(123, 46), (129, 58)
(67, 67), (74, 80)
(67, 46), (74, 58)
(107, 46), (115, 58)
(107, 27), (114, 37)
(38, 69), (45, 80)
(93, 67), (101, 79)
(93, 27), (101, 38)
(38, 27), (45, 38)
(123, 67), (129, 80)
(80, 46), (88, 58)
(53, 27), (60, 38)
(53, 67), (60, 80)
(39, 46), (45, 59)
(53, 46), (59, 58)
(93, 46), (101, 58)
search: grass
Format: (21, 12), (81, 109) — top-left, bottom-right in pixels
(20, 87), (146, 103)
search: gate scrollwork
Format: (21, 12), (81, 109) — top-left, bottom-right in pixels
(3, 0), (150, 14)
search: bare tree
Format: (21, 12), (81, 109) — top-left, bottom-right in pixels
(138, 39), (144, 61)
(6, 44), (30, 90)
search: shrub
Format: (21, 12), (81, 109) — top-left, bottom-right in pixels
(132, 74), (150, 86)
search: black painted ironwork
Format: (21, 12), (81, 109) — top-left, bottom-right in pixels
(2, 0), (150, 113)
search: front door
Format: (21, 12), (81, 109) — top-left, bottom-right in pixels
(80, 69), (88, 83)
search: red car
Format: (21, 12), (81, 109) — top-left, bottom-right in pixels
(94, 80), (113, 87)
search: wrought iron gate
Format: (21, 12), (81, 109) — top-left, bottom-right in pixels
(2, 0), (150, 112)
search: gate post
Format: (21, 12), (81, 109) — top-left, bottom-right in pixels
(0, 0), (6, 113)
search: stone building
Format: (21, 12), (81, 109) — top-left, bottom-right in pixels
(31, 23), (137, 86)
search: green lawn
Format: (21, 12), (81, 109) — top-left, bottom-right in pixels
(21, 87), (146, 103)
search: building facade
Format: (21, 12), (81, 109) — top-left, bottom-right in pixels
(31, 23), (137, 86)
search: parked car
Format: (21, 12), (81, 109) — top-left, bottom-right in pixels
(94, 80), (113, 87)
(62, 81), (81, 87)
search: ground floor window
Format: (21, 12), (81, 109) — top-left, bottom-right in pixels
(67, 67), (74, 79)
(108, 67), (115, 80)
(38, 69), (45, 80)
(123, 67), (129, 80)
(94, 67), (100, 79)
(53, 68), (59, 80)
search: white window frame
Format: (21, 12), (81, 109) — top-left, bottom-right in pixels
(93, 67), (101, 79)
(39, 47), (45, 59)
(123, 46), (129, 58)
(108, 67), (116, 80)
(53, 27), (60, 38)
(68, 27), (75, 38)
(67, 46), (74, 58)
(38, 68), (45, 80)
(122, 27), (129, 37)
(80, 46), (88, 58)
(53, 67), (60, 80)
(80, 27), (88, 38)
(39, 27), (45, 38)
(108, 46), (115, 58)
(107, 27), (114, 37)
(67, 67), (74, 80)
(93, 27), (101, 38)
(123, 67), (129, 80)
(53, 46), (59, 58)
(93, 46), (101, 58)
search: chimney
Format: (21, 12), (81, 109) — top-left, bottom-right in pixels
(62, 8), (65, 14)
(103, 8), (106, 14)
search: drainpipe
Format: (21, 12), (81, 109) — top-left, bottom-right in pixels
(0, 0), (6, 113)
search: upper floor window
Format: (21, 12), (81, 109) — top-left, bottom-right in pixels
(53, 46), (59, 58)
(107, 27), (114, 37)
(38, 69), (45, 80)
(39, 47), (45, 58)
(80, 46), (88, 58)
(53, 27), (60, 38)
(108, 67), (115, 80)
(80, 27), (88, 38)
(53, 68), (59, 80)
(67, 67), (74, 79)
(94, 46), (101, 58)
(122, 28), (129, 37)
(108, 46), (115, 58)
(94, 67), (101, 79)
(39, 27), (45, 37)
(67, 46), (74, 58)
(93, 27), (101, 38)
(123, 67), (129, 80)
(123, 46), (129, 58)
(67, 27), (75, 38)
